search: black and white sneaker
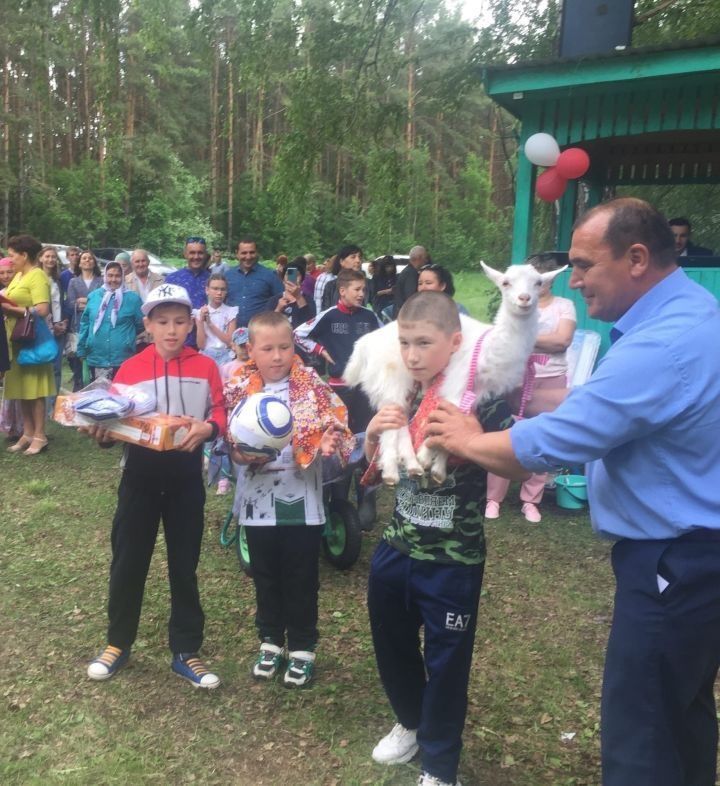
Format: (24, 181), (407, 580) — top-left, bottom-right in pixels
(252, 643), (284, 680)
(283, 650), (315, 688)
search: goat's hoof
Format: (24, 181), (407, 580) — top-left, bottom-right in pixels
(430, 470), (446, 485)
(406, 462), (424, 478)
(382, 474), (399, 487)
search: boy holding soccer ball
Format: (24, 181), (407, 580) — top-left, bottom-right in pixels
(224, 311), (354, 687)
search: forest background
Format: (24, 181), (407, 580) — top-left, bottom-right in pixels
(1, 0), (719, 265)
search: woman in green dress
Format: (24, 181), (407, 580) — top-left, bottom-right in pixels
(1, 235), (56, 455)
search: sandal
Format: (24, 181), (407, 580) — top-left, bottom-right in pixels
(7, 435), (32, 453)
(24, 437), (49, 455)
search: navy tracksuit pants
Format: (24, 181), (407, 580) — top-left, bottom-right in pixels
(602, 536), (720, 786)
(367, 541), (484, 783)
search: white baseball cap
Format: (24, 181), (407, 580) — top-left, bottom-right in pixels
(141, 283), (193, 316)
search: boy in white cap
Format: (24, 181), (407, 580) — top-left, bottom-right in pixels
(84, 284), (227, 688)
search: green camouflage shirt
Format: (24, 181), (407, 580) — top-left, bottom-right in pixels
(383, 397), (513, 566)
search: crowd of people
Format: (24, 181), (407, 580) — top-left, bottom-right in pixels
(2, 203), (720, 786)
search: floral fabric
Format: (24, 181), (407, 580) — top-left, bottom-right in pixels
(224, 355), (354, 469)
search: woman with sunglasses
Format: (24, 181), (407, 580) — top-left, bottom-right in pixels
(416, 263), (469, 315)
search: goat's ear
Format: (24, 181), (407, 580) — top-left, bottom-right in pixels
(480, 261), (503, 286)
(540, 265), (568, 284)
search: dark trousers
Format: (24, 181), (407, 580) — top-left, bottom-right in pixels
(367, 541), (484, 783)
(602, 537), (720, 786)
(335, 385), (374, 434)
(245, 525), (323, 652)
(333, 385), (375, 505)
(68, 354), (84, 391)
(107, 471), (206, 654)
(88, 365), (120, 383)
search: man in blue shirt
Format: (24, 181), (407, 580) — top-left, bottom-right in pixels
(426, 198), (720, 786)
(225, 237), (283, 326)
(165, 236), (211, 347)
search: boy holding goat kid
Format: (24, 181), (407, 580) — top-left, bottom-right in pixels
(364, 291), (514, 786)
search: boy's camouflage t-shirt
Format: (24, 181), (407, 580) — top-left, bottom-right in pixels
(383, 397), (513, 566)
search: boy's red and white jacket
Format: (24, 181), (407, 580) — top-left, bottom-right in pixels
(113, 345), (227, 478)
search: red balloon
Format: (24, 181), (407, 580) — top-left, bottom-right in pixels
(556, 148), (590, 179)
(535, 167), (567, 202)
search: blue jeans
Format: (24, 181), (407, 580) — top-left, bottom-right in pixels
(367, 541), (484, 783)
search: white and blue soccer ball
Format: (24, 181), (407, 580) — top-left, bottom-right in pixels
(228, 393), (293, 460)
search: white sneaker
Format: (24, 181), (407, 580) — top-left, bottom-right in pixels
(521, 502), (542, 523)
(484, 500), (500, 519)
(372, 723), (419, 764)
(418, 772), (463, 786)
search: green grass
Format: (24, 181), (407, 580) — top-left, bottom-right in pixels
(0, 420), (615, 786)
(452, 270), (497, 321)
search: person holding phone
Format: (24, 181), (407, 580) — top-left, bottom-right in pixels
(267, 256), (316, 329)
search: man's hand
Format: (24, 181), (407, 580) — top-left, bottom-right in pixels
(425, 400), (484, 461)
(319, 425), (344, 457)
(177, 419), (213, 452)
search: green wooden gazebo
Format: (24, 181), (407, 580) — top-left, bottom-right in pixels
(483, 38), (720, 348)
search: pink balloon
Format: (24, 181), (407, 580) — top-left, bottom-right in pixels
(556, 148), (590, 180)
(536, 167), (568, 202)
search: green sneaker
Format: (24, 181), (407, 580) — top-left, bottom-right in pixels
(252, 643), (284, 680)
(283, 650), (315, 688)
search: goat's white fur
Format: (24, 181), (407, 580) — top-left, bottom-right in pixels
(343, 262), (567, 484)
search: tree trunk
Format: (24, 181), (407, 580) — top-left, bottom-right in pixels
(210, 45), (219, 220)
(227, 58), (234, 244)
(65, 70), (73, 166)
(2, 56), (10, 245)
(252, 82), (265, 191)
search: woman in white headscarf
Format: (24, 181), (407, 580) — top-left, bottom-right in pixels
(77, 262), (144, 382)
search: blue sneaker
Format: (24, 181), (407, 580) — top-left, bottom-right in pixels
(171, 653), (220, 690)
(87, 645), (130, 681)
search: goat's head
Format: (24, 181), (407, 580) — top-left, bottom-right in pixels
(480, 262), (568, 317)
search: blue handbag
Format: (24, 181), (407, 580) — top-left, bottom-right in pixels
(17, 317), (59, 366)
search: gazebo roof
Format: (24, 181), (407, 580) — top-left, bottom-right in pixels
(482, 38), (720, 186)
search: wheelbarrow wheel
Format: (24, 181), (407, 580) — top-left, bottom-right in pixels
(322, 498), (362, 570)
(235, 521), (253, 577)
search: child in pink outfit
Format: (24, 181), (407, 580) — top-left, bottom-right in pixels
(486, 256), (576, 523)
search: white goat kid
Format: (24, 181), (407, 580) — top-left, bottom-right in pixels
(343, 262), (567, 485)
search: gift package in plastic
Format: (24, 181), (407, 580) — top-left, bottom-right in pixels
(53, 379), (191, 451)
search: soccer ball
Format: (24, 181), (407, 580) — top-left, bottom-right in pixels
(228, 393), (293, 460)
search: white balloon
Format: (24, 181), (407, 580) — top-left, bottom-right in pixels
(524, 133), (560, 167)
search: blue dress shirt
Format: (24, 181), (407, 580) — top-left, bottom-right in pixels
(225, 263), (284, 326)
(511, 268), (720, 540)
(164, 267), (210, 309)
(164, 267), (210, 347)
